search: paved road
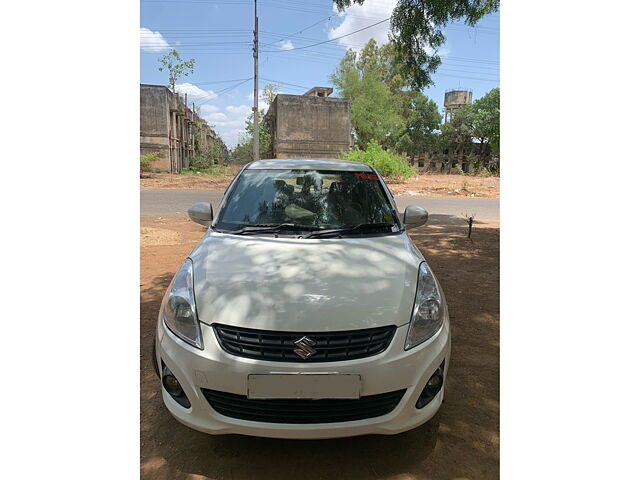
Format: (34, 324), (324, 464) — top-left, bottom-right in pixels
(141, 189), (499, 225)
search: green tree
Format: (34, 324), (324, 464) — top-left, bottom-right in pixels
(468, 88), (500, 156)
(333, 1), (499, 88)
(330, 40), (405, 148)
(260, 83), (279, 105)
(157, 49), (196, 93)
(394, 92), (442, 157)
(448, 105), (474, 155)
(233, 109), (273, 162)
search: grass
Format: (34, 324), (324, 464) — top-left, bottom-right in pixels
(180, 165), (232, 176)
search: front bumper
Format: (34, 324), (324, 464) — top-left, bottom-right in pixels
(155, 316), (450, 439)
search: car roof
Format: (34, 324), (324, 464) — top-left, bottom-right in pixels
(245, 158), (374, 172)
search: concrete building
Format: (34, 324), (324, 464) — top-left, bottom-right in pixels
(409, 144), (496, 174)
(140, 84), (223, 172)
(443, 89), (473, 122)
(264, 87), (352, 159)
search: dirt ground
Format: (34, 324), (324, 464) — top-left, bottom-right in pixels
(140, 215), (499, 480)
(385, 174), (499, 198)
(141, 171), (500, 199)
(140, 169), (241, 191)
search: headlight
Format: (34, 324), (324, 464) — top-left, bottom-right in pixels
(161, 258), (203, 349)
(405, 262), (446, 350)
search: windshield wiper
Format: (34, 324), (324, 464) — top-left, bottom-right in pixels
(223, 223), (320, 235)
(303, 223), (396, 239)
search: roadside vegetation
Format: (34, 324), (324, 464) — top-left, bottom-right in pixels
(140, 152), (159, 175)
(331, 39), (500, 174)
(229, 43), (499, 177)
(342, 140), (417, 179)
(232, 83), (278, 162)
(180, 165), (231, 176)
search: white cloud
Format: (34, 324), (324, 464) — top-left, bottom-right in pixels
(204, 112), (229, 124)
(199, 104), (230, 131)
(174, 83), (217, 101)
(437, 47), (450, 58)
(140, 27), (170, 52)
(328, 2), (448, 58)
(200, 104), (220, 114)
(279, 40), (294, 50)
(329, 0), (396, 50)
(201, 100), (273, 147)
(221, 129), (247, 147)
(246, 92), (275, 110)
(198, 104), (253, 146)
(226, 104), (252, 116)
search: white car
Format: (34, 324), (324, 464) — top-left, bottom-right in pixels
(153, 158), (451, 439)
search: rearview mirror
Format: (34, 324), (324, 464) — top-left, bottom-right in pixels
(188, 202), (214, 226)
(404, 205), (428, 230)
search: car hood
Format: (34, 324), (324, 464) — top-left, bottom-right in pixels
(190, 232), (424, 332)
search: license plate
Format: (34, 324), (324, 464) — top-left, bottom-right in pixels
(247, 373), (361, 400)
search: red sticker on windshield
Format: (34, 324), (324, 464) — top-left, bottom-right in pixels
(354, 173), (378, 180)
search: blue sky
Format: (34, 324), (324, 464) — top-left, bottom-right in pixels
(140, 0), (499, 147)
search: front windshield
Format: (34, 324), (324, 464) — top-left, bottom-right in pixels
(216, 169), (399, 232)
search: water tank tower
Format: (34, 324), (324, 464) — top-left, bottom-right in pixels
(444, 89), (472, 122)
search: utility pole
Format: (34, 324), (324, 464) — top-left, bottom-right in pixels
(252, 0), (259, 161)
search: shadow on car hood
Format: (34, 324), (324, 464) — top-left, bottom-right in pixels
(190, 232), (423, 332)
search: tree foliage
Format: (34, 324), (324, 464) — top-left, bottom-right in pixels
(331, 42), (404, 149)
(468, 87), (500, 155)
(231, 84), (279, 162)
(331, 39), (441, 154)
(140, 152), (159, 174)
(157, 49), (195, 92)
(395, 91), (442, 157)
(448, 88), (500, 156)
(342, 140), (417, 179)
(260, 83), (279, 105)
(333, 0), (499, 88)
(232, 109), (272, 162)
(332, 38), (499, 170)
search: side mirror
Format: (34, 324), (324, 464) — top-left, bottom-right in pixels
(188, 202), (214, 226)
(404, 205), (428, 230)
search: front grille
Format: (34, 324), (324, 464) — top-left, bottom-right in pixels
(213, 323), (396, 362)
(201, 388), (406, 424)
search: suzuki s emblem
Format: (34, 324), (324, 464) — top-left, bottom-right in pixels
(293, 336), (317, 359)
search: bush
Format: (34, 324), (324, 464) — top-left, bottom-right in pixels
(189, 152), (215, 170)
(488, 159), (500, 175)
(342, 140), (417, 179)
(140, 152), (159, 174)
(453, 164), (465, 175)
(477, 167), (490, 177)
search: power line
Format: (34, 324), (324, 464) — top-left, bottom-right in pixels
(261, 77), (310, 91)
(433, 72), (498, 83)
(262, 17), (391, 53)
(194, 78), (252, 106)
(190, 78), (251, 85)
(262, 14), (336, 47)
(140, 41), (252, 46)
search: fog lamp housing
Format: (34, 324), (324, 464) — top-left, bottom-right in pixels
(162, 364), (191, 409)
(416, 359), (445, 409)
